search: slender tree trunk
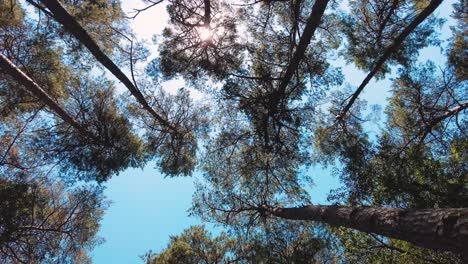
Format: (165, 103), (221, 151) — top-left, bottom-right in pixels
(337, 0), (444, 120)
(0, 53), (88, 136)
(204, 0), (211, 26)
(267, 205), (468, 255)
(276, 0), (329, 97)
(30, 0), (175, 131)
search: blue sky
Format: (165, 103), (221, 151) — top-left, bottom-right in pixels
(91, 1), (455, 262)
(91, 165), (201, 262)
(91, 167), (340, 263)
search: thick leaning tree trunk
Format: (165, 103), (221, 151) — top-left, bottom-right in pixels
(267, 205), (468, 255)
(0, 53), (88, 136)
(30, 0), (175, 131)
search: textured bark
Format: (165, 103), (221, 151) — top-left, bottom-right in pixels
(32, 0), (175, 131)
(337, 0), (444, 120)
(267, 205), (468, 255)
(0, 53), (88, 136)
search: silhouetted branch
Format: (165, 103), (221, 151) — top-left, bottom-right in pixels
(126, 0), (164, 19)
(336, 0), (443, 122)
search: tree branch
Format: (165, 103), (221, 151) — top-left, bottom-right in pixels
(30, 0), (176, 132)
(336, 0), (444, 121)
(0, 53), (88, 136)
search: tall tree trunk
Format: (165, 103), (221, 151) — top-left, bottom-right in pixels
(0, 53), (88, 136)
(275, 0), (329, 98)
(337, 0), (444, 121)
(266, 205), (468, 255)
(30, 0), (175, 132)
(204, 0), (211, 26)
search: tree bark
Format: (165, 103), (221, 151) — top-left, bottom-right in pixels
(0, 53), (88, 136)
(204, 0), (211, 26)
(31, 0), (175, 131)
(267, 205), (468, 255)
(337, 0), (444, 121)
(420, 102), (468, 140)
(276, 0), (329, 97)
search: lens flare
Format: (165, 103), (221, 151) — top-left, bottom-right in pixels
(198, 26), (213, 41)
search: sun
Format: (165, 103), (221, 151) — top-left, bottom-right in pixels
(197, 26), (213, 42)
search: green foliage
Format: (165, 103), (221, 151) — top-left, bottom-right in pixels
(145, 222), (330, 264)
(148, 89), (203, 176)
(145, 226), (236, 264)
(447, 0), (467, 81)
(32, 77), (145, 182)
(128, 86), (209, 177)
(0, 179), (33, 247)
(0, 0), (24, 27)
(331, 227), (461, 264)
(154, 0), (243, 81)
(1, 1), (145, 183)
(1, 0), (466, 262)
(387, 62), (466, 142)
(329, 135), (468, 208)
(341, 0), (443, 77)
(0, 1), (71, 119)
(320, 63), (467, 207)
(0, 178), (107, 263)
(58, 0), (127, 57)
(191, 119), (311, 228)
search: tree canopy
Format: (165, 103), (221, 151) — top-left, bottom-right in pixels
(0, 0), (466, 262)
